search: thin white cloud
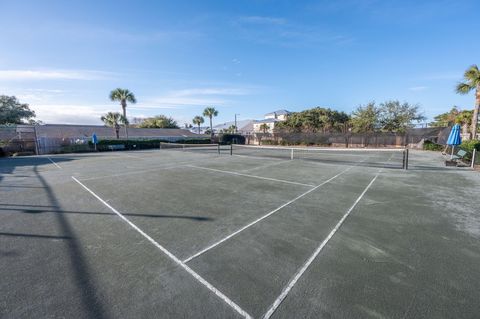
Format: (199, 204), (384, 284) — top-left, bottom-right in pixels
(145, 87), (253, 107)
(409, 86), (428, 91)
(0, 69), (113, 81)
(34, 104), (111, 125)
(19, 86), (257, 124)
(33, 103), (182, 125)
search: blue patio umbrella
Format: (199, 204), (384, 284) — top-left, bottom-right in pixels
(446, 124), (461, 159)
(92, 133), (98, 150)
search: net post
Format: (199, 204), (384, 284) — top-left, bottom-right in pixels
(472, 149), (477, 169)
(217, 144), (220, 154)
(404, 148), (409, 170)
(230, 144), (233, 156)
(290, 148), (294, 160)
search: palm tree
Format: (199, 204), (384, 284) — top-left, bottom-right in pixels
(101, 112), (128, 139)
(109, 88), (137, 139)
(202, 107), (218, 139)
(192, 116), (205, 134)
(455, 110), (473, 137)
(259, 123), (270, 133)
(456, 65), (480, 139)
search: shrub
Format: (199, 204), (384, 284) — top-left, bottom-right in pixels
(460, 139), (480, 153)
(91, 138), (212, 151)
(423, 140), (443, 151)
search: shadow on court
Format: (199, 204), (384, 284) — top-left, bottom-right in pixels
(0, 206), (214, 221)
(31, 165), (112, 319)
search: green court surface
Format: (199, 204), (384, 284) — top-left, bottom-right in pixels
(1, 148), (480, 318)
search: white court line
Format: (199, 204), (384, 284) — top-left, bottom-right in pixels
(183, 165), (353, 263)
(241, 160), (291, 173)
(262, 172), (380, 319)
(77, 160), (205, 181)
(47, 157), (61, 169)
(232, 154), (284, 161)
(71, 176), (252, 319)
(187, 165), (315, 188)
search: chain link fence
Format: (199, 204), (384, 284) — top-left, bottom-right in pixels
(243, 127), (451, 149)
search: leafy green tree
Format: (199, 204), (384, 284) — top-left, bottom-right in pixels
(378, 100), (425, 132)
(259, 123), (270, 133)
(275, 107), (349, 133)
(101, 112), (128, 139)
(0, 95), (36, 124)
(192, 116), (204, 134)
(203, 107), (219, 138)
(430, 106), (460, 127)
(350, 102), (380, 133)
(138, 115), (179, 128)
(456, 65), (480, 139)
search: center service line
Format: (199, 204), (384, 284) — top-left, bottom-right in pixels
(183, 165), (353, 263)
(71, 176), (253, 319)
(262, 172), (380, 319)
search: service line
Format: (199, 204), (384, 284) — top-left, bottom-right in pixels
(186, 165), (315, 188)
(183, 165), (353, 263)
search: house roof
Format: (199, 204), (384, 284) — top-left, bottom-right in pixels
(35, 124), (203, 139)
(265, 109), (291, 116)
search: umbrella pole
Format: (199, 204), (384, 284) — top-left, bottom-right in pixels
(450, 145), (454, 160)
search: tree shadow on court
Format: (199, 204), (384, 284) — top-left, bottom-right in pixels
(0, 156), (76, 183)
(0, 206), (214, 221)
(30, 165), (112, 319)
(0, 232), (72, 240)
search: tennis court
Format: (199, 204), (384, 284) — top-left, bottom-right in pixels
(1, 145), (480, 318)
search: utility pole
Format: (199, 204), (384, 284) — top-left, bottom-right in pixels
(235, 114), (240, 133)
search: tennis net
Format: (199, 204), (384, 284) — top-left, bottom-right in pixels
(160, 142), (221, 154)
(231, 145), (409, 169)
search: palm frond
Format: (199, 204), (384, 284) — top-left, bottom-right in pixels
(109, 88), (137, 104)
(464, 64), (480, 80)
(456, 82), (473, 94)
(203, 106), (219, 117)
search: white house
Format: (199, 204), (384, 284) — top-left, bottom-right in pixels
(253, 109), (291, 133)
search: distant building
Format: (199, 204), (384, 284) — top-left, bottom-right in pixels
(190, 120), (255, 134)
(253, 109), (291, 133)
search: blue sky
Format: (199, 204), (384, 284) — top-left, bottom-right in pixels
(0, 0), (478, 126)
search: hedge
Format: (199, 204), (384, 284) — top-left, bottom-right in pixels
(90, 138), (211, 151)
(423, 140), (444, 151)
(459, 139), (480, 153)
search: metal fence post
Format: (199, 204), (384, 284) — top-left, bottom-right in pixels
(472, 149), (477, 169)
